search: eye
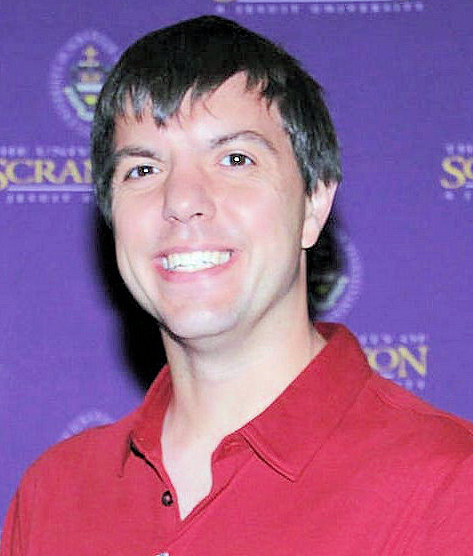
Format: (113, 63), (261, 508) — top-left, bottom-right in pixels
(220, 153), (254, 167)
(125, 164), (160, 180)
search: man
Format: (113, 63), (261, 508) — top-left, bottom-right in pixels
(2, 15), (473, 555)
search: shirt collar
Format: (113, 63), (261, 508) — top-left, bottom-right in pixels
(239, 323), (372, 481)
(120, 323), (372, 481)
(119, 367), (172, 476)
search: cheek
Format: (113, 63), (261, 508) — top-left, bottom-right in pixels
(112, 215), (151, 288)
(112, 195), (157, 248)
(113, 216), (136, 258)
(234, 189), (302, 251)
(113, 223), (135, 275)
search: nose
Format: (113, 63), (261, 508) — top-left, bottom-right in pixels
(161, 163), (216, 224)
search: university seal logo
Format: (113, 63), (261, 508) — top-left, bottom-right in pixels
(308, 227), (363, 321)
(50, 30), (120, 137)
(58, 409), (114, 441)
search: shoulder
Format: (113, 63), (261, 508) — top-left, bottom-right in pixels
(341, 369), (473, 546)
(362, 372), (473, 462)
(321, 322), (473, 461)
(16, 367), (170, 494)
(21, 409), (137, 490)
(1, 410), (141, 553)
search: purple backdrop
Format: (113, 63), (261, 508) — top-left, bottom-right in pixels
(1, 0), (472, 525)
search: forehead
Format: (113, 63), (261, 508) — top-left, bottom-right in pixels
(114, 73), (288, 143)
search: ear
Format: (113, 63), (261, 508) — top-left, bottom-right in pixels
(301, 180), (338, 249)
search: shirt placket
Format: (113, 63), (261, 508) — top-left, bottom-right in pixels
(155, 434), (252, 555)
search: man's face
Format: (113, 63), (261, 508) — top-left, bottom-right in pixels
(111, 73), (326, 345)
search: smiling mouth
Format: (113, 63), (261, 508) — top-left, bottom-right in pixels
(161, 250), (232, 272)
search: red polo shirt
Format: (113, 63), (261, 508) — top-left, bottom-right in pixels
(3, 324), (473, 555)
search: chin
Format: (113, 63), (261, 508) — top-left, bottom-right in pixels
(158, 307), (241, 344)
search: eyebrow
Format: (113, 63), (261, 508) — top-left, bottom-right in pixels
(111, 146), (164, 169)
(210, 130), (278, 155)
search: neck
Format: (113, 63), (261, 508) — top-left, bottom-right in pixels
(159, 296), (325, 520)
(161, 312), (325, 448)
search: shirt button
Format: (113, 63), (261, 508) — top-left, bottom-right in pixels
(161, 490), (173, 506)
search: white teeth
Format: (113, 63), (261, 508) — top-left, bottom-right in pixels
(161, 250), (232, 272)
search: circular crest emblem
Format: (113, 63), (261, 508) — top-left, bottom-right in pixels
(308, 228), (363, 321)
(50, 30), (120, 137)
(58, 408), (115, 441)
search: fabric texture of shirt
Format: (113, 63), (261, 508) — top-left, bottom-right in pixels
(2, 323), (473, 555)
